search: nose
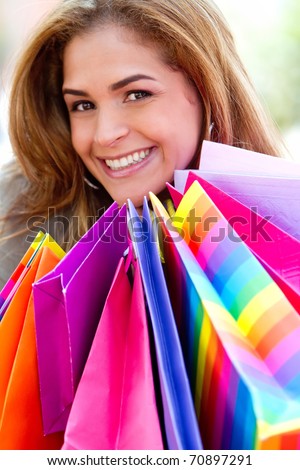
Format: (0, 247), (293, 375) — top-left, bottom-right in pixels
(93, 107), (129, 147)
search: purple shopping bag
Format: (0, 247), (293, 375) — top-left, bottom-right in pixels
(62, 256), (164, 450)
(33, 203), (128, 434)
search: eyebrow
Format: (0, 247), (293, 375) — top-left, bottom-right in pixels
(109, 74), (156, 91)
(62, 88), (89, 97)
(63, 74), (155, 96)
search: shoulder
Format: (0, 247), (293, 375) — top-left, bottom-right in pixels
(0, 160), (31, 290)
(0, 160), (29, 214)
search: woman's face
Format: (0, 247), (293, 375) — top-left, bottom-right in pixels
(63, 26), (203, 207)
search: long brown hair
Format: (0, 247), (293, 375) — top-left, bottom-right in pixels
(4, 0), (284, 248)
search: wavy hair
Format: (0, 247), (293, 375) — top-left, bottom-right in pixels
(5, 0), (284, 248)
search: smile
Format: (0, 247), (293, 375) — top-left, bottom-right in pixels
(105, 149), (151, 170)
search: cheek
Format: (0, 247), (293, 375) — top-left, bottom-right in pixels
(170, 105), (202, 168)
(167, 104), (202, 152)
(165, 91), (202, 140)
(181, 102), (203, 147)
(70, 122), (90, 157)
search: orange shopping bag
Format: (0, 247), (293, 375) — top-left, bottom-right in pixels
(0, 235), (65, 449)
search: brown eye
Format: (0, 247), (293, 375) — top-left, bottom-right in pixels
(125, 90), (152, 101)
(72, 101), (95, 112)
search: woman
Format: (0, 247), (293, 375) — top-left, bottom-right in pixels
(0, 0), (284, 289)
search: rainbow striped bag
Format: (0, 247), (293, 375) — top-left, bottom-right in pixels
(150, 182), (300, 450)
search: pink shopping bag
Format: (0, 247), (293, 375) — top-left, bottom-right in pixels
(62, 256), (163, 450)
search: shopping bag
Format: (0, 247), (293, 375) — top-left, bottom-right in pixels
(175, 140), (300, 240)
(199, 140), (300, 177)
(127, 199), (202, 450)
(0, 233), (65, 413)
(62, 255), (163, 450)
(172, 172), (300, 313)
(0, 231), (60, 318)
(150, 185), (300, 449)
(175, 169), (300, 241)
(165, 182), (183, 209)
(0, 236), (65, 449)
(33, 203), (129, 434)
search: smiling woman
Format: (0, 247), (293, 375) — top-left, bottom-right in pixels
(62, 26), (202, 207)
(0, 0), (285, 288)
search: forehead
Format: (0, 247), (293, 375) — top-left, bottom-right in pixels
(63, 25), (165, 69)
(62, 25), (176, 93)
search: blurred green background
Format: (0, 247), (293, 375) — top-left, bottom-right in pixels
(216, 0), (300, 141)
(0, 0), (299, 160)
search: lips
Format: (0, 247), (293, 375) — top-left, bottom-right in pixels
(104, 148), (151, 170)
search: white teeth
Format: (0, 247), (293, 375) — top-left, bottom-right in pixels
(105, 149), (151, 170)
